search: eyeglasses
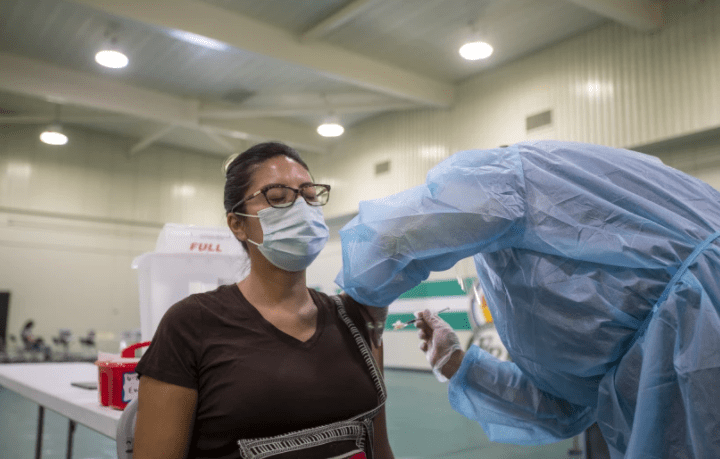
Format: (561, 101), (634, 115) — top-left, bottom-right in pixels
(232, 184), (331, 212)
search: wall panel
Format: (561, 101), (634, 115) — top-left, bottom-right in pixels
(0, 126), (229, 347)
(0, 126), (229, 226)
(322, 108), (451, 217)
(637, 133), (720, 191)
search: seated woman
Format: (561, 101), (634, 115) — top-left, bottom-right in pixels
(134, 142), (393, 459)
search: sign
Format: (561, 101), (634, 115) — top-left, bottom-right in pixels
(122, 371), (139, 403)
(154, 223), (243, 255)
(189, 242), (222, 252)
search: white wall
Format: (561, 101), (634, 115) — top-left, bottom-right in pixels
(639, 133), (720, 191)
(0, 125), (235, 350)
(0, 126), (231, 226)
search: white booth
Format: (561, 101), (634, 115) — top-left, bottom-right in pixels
(132, 224), (249, 342)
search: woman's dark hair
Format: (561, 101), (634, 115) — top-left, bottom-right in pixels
(224, 142), (310, 250)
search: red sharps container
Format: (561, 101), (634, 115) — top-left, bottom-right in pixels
(95, 341), (151, 410)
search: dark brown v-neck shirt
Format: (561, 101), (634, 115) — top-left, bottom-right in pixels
(135, 285), (379, 459)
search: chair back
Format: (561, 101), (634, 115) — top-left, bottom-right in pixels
(116, 397), (139, 458)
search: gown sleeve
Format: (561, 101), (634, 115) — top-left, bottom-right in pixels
(335, 147), (526, 307)
(449, 346), (596, 445)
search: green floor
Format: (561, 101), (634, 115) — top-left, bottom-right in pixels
(0, 370), (575, 458)
(382, 369), (575, 459)
(0, 385), (116, 458)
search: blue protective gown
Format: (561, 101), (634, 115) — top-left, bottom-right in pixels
(335, 141), (720, 459)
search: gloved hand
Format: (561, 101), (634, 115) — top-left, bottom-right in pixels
(340, 293), (388, 348)
(415, 309), (464, 382)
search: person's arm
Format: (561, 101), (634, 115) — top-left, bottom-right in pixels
(448, 346), (595, 445)
(416, 310), (593, 445)
(134, 376), (198, 459)
(336, 147), (526, 307)
(370, 340), (394, 459)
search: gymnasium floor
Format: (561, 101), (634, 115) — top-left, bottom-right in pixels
(0, 369), (575, 459)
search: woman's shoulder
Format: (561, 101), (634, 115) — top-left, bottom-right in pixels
(308, 289), (348, 318)
(311, 290), (372, 344)
(162, 284), (241, 323)
(308, 288), (335, 306)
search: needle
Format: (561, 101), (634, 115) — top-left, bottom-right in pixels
(406, 307), (450, 324)
(393, 307), (450, 329)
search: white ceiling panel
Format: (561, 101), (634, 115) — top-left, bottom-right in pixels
(0, 0), (360, 103)
(319, 0), (608, 82)
(200, 0), (352, 35)
(0, 0), (684, 157)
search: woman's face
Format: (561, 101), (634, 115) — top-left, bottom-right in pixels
(232, 155), (313, 246)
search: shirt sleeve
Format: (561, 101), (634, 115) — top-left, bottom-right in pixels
(448, 346), (595, 445)
(335, 147), (526, 306)
(135, 297), (202, 390)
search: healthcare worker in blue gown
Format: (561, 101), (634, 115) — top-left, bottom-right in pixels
(335, 140), (720, 459)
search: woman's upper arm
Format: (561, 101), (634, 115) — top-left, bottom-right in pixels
(371, 341), (395, 459)
(134, 375), (198, 459)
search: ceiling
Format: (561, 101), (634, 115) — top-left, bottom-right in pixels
(0, 0), (681, 156)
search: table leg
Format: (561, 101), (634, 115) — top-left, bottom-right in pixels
(35, 405), (44, 459)
(66, 419), (76, 459)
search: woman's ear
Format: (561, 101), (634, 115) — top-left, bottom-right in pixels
(227, 213), (247, 243)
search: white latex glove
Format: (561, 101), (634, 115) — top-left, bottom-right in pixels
(415, 309), (463, 382)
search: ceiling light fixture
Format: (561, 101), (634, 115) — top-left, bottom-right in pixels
(40, 126), (68, 146)
(317, 94), (344, 137)
(459, 41), (493, 60)
(95, 49), (128, 68)
(460, 18), (493, 61)
(40, 104), (68, 146)
(96, 24), (128, 69)
(317, 123), (344, 137)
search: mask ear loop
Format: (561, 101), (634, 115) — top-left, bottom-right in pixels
(245, 238), (262, 247)
(232, 210), (261, 247)
(233, 211), (259, 218)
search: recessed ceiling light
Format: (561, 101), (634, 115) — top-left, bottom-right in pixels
(459, 41), (493, 60)
(40, 126), (68, 145)
(317, 123), (344, 137)
(95, 50), (129, 69)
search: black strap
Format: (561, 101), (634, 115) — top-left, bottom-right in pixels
(331, 295), (387, 407)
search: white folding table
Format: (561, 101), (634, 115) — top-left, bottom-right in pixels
(0, 362), (122, 459)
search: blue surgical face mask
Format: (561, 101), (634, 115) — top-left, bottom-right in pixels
(235, 199), (329, 272)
